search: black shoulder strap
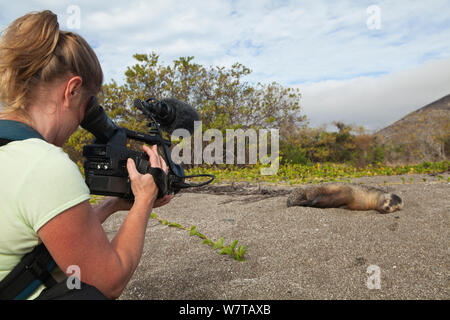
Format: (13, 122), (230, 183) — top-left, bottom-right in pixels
(0, 138), (12, 146)
(0, 244), (57, 300)
(0, 123), (57, 300)
(0, 119), (45, 141)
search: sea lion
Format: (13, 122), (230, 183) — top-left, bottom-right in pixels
(286, 183), (403, 214)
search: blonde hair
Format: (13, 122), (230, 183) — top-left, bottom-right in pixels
(0, 10), (103, 120)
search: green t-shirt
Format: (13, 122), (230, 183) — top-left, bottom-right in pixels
(0, 137), (91, 299)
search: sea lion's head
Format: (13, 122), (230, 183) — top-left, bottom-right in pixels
(379, 193), (403, 213)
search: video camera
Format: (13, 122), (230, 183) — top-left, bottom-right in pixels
(80, 96), (214, 200)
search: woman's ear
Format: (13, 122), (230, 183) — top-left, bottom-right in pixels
(63, 76), (83, 109)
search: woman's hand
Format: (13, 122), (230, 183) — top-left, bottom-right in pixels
(125, 144), (172, 208)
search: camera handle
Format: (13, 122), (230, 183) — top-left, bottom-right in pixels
(123, 124), (215, 191)
(133, 157), (168, 199)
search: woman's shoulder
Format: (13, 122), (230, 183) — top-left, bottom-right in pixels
(10, 138), (68, 157)
(5, 138), (77, 172)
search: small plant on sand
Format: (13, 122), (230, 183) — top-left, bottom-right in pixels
(150, 213), (247, 261)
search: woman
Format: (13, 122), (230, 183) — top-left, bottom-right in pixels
(0, 10), (172, 299)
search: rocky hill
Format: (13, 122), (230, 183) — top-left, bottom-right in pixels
(375, 94), (450, 164)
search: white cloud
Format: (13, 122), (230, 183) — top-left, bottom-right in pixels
(298, 58), (450, 131)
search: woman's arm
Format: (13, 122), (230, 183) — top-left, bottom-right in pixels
(38, 145), (168, 299)
(92, 197), (124, 224)
(93, 194), (174, 224)
(38, 195), (155, 299)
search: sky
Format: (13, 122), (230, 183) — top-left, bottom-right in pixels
(1, 0), (450, 131)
